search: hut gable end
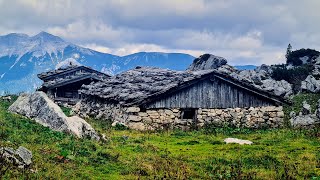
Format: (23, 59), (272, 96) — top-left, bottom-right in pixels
(145, 76), (275, 109)
(37, 65), (110, 105)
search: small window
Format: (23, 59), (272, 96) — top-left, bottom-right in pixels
(181, 109), (196, 119)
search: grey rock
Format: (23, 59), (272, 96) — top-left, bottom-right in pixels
(301, 75), (320, 93)
(15, 146), (32, 166)
(316, 99), (320, 119)
(312, 65), (320, 77)
(217, 64), (239, 75)
(127, 122), (146, 131)
(302, 101), (311, 115)
(255, 64), (273, 75)
(0, 146), (32, 169)
(8, 92), (100, 140)
(314, 56), (320, 65)
(187, 54), (227, 71)
(290, 99), (320, 128)
(224, 138), (253, 145)
(312, 57), (320, 76)
(299, 56), (310, 64)
(289, 111), (296, 118)
(217, 63), (292, 97)
(260, 79), (293, 97)
(290, 114), (319, 128)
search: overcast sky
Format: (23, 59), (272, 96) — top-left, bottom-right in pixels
(0, 0), (319, 65)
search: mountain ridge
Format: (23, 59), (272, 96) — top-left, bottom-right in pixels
(0, 32), (195, 94)
(0, 32), (256, 95)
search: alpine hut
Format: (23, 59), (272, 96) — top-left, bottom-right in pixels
(77, 66), (290, 130)
(38, 65), (110, 105)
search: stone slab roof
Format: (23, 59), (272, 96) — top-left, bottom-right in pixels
(80, 67), (291, 106)
(37, 65), (108, 80)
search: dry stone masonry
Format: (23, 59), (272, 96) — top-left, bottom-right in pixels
(76, 99), (284, 130)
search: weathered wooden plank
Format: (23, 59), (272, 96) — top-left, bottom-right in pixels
(146, 77), (276, 109)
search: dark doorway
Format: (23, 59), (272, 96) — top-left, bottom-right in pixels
(181, 109), (197, 130)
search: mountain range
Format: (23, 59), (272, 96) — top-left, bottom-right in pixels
(0, 32), (255, 95)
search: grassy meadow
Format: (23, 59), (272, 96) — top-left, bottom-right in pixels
(0, 95), (319, 179)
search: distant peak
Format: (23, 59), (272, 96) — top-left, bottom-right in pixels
(1, 33), (29, 39)
(32, 31), (65, 42)
(35, 31), (53, 36)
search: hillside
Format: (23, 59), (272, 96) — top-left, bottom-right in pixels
(0, 97), (319, 179)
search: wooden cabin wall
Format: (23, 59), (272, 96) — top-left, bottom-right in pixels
(145, 77), (276, 109)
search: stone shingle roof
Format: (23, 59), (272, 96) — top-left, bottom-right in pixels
(80, 67), (291, 106)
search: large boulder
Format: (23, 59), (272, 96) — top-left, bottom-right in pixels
(259, 79), (293, 97)
(301, 75), (320, 93)
(8, 92), (100, 140)
(0, 146), (32, 169)
(187, 54), (227, 71)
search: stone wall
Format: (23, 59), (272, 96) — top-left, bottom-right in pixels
(75, 99), (284, 130)
(196, 106), (284, 128)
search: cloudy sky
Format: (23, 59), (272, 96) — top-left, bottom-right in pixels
(0, 0), (319, 65)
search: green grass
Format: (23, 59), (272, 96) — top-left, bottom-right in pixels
(60, 106), (72, 117)
(0, 97), (320, 179)
(285, 93), (320, 114)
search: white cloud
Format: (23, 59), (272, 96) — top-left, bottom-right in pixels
(1, 0), (320, 65)
(83, 43), (204, 57)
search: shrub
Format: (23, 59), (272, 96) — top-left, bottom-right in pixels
(286, 48), (320, 66)
(271, 64), (314, 93)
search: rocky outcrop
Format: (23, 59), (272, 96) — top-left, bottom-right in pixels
(0, 146), (32, 169)
(216, 64), (293, 97)
(311, 56), (320, 77)
(259, 79), (293, 97)
(186, 54), (293, 97)
(301, 75), (320, 93)
(8, 92), (100, 140)
(187, 54), (227, 71)
(290, 101), (320, 128)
